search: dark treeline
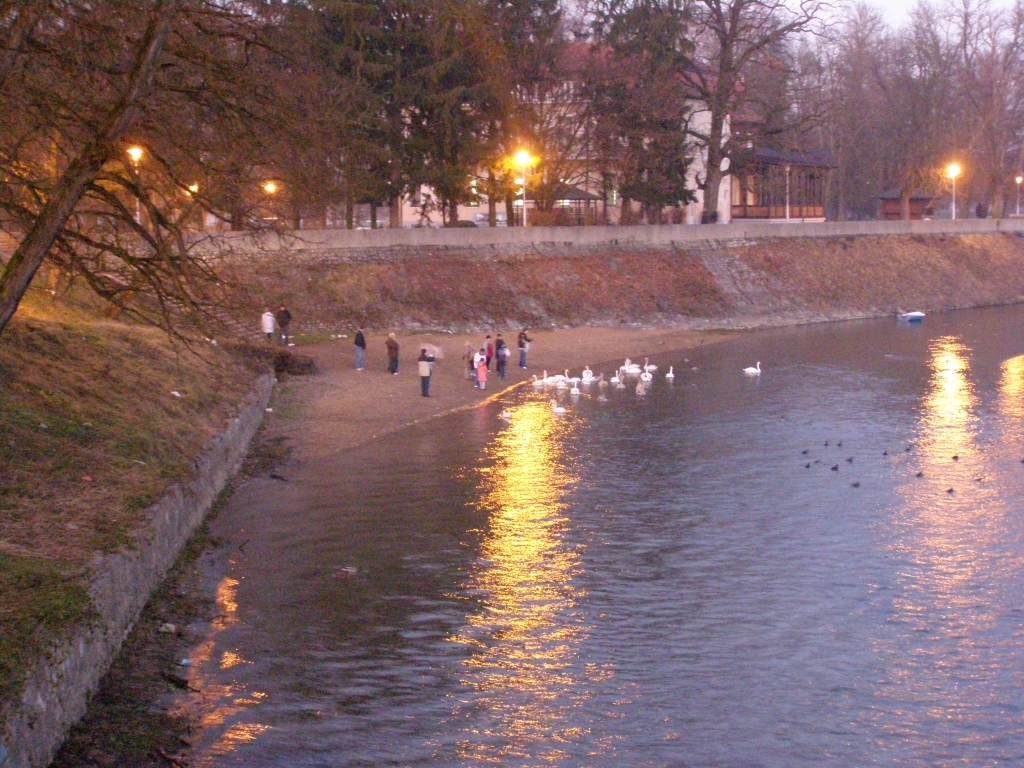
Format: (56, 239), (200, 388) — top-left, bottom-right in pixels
(0, 0), (1022, 336)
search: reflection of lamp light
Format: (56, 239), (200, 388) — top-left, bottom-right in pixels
(262, 180), (279, 195)
(186, 182), (199, 196)
(449, 400), (583, 759)
(945, 162), (962, 220)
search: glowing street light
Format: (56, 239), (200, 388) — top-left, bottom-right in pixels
(1016, 174), (1023, 217)
(186, 182), (200, 195)
(945, 162), (962, 220)
(512, 149), (537, 227)
(126, 146), (144, 223)
(262, 180), (279, 195)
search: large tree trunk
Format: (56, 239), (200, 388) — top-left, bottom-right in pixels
(991, 179), (1006, 219)
(701, 109), (726, 224)
(0, 1), (176, 337)
(448, 199), (458, 224)
(505, 193), (515, 226)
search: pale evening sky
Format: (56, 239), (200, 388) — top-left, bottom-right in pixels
(867, 0), (1016, 28)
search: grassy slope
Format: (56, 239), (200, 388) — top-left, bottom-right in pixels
(0, 295), (254, 706)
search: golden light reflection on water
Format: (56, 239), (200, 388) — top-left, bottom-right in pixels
(186, 571), (273, 763)
(883, 336), (1005, 726)
(448, 400), (596, 763)
(998, 354), (1024, 421)
(898, 336), (985, 600)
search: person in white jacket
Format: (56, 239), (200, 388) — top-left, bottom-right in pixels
(261, 309), (276, 341)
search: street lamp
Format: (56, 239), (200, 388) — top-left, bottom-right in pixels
(186, 182), (199, 196)
(262, 180), (279, 195)
(513, 149), (537, 227)
(126, 145), (144, 223)
(1015, 174), (1022, 216)
(945, 162), (962, 220)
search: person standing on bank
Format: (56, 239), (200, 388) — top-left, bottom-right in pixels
(418, 348), (436, 397)
(495, 333), (508, 379)
(472, 346), (486, 389)
(275, 305), (293, 345)
(463, 342), (476, 384)
(261, 308), (276, 342)
(354, 325), (367, 371)
(517, 328), (532, 369)
(476, 348), (489, 390)
(485, 334), (495, 369)
(386, 332), (399, 374)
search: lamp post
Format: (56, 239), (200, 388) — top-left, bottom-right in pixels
(126, 145), (144, 223)
(1016, 175), (1022, 217)
(513, 149), (536, 227)
(945, 162), (962, 220)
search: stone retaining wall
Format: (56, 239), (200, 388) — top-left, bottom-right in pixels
(0, 374), (275, 768)
(208, 216), (1024, 254)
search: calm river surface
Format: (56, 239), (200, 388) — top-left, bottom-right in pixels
(191, 306), (1024, 767)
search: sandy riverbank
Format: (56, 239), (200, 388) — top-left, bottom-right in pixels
(270, 325), (732, 463)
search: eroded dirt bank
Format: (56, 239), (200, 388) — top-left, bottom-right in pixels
(226, 232), (1024, 332)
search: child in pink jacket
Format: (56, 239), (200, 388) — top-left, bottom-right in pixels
(476, 352), (489, 391)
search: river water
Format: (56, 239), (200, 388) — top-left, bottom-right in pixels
(189, 306), (1024, 767)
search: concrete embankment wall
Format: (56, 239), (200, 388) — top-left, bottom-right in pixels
(224, 225), (1024, 332)
(1, 375), (274, 768)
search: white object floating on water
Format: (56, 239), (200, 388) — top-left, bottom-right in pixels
(898, 311), (926, 322)
(288, 342), (296, 347)
(170, 390), (183, 398)
(550, 399), (567, 415)
(640, 370), (653, 383)
(665, 366), (675, 381)
(743, 361), (762, 376)
(265, 407), (274, 413)
(643, 357), (658, 373)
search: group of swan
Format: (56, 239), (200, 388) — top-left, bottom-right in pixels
(528, 356), (764, 414)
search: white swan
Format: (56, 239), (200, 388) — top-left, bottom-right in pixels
(743, 361), (762, 376)
(581, 366), (594, 381)
(564, 369), (581, 385)
(640, 370), (653, 383)
(531, 375), (544, 388)
(665, 366), (675, 381)
(643, 357), (658, 373)
(550, 398), (567, 415)
(610, 372), (621, 385)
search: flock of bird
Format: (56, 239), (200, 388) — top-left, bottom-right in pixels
(513, 356), (763, 415)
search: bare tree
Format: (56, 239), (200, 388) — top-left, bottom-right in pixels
(683, 0), (828, 222)
(0, 1), (292, 338)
